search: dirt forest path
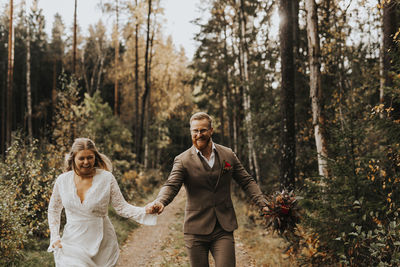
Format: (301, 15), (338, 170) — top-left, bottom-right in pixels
(117, 189), (291, 267)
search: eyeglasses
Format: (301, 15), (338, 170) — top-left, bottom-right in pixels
(190, 128), (210, 135)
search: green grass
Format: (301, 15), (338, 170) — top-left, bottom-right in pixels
(6, 238), (55, 267)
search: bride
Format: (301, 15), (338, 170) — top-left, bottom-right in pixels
(47, 138), (157, 267)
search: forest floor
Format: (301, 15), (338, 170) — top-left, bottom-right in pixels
(117, 189), (294, 267)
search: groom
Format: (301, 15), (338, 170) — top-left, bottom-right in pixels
(146, 112), (267, 267)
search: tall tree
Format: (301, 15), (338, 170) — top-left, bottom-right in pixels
(82, 21), (108, 95)
(381, 0), (398, 113)
(237, 0), (260, 182)
(25, 1), (32, 141)
(138, 0), (152, 163)
(134, 0), (141, 157)
(6, 0), (14, 147)
(279, 0), (296, 190)
(73, 0), (77, 74)
(305, 0), (329, 178)
(143, 5), (157, 169)
(50, 13), (65, 111)
(114, 0), (120, 115)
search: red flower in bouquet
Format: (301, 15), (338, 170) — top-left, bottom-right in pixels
(262, 190), (301, 235)
(280, 205), (290, 215)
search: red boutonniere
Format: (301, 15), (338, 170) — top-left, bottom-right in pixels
(222, 161), (232, 174)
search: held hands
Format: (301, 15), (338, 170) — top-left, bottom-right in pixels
(52, 239), (62, 249)
(262, 206), (269, 213)
(261, 205), (270, 216)
(145, 201), (164, 214)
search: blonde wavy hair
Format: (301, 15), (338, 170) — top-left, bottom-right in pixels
(64, 138), (112, 172)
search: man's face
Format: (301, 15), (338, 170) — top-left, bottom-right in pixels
(190, 119), (213, 151)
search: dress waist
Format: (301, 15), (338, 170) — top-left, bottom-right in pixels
(67, 215), (106, 224)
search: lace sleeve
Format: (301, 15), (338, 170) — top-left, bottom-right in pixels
(110, 175), (157, 225)
(47, 180), (63, 252)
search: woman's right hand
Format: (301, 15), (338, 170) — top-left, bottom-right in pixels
(52, 240), (62, 249)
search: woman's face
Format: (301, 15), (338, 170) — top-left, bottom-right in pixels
(74, 149), (96, 176)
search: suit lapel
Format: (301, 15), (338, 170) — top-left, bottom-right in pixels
(214, 144), (225, 190)
(189, 146), (203, 170)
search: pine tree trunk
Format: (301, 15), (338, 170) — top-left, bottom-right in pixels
(144, 96), (149, 169)
(96, 56), (104, 92)
(6, 0), (14, 147)
(89, 57), (100, 95)
(114, 0), (119, 116)
(26, 21), (32, 141)
(82, 53), (90, 91)
(279, 0), (296, 190)
(379, 13), (384, 115)
(1, 61), (5, 154)
(134, 0), (140, 157)
(305, 0), (329, 178)
(73, 0), (77, 74)
(219, 88), (225, 145)
(382, 0), (398, 117)
(52, 59), (57, 111)
(383, 0), (397, 88)
(139, 0), (152, 163)
(145, 8), (156, 168)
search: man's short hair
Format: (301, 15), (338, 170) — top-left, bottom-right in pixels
(190, 112), (213, 128)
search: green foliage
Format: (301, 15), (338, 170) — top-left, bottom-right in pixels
(81, 91), (136, 169)
(80, 91), (143, 200)
(299, 79), (400, 266)
(0, 134), (58, 263)
(336, 211), (400, 266)
(51, 74), (83, 158)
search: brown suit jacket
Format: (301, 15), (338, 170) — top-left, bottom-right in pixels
(156, 143), (266, 235)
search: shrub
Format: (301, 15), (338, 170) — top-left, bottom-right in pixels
(0, 134), (58, 263)
(336, 211), (400, 266)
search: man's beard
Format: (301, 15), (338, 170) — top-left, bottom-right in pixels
(193, 136), (211, 150)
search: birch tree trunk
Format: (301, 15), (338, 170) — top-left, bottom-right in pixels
(237, 0), (260, 182)
(279, 0), (296, 190)
(222, 14), (233, 149)
(6, 0), (14, 147)
(305, 0), (329, 178)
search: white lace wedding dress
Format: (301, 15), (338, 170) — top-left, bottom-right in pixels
(48, 169), (156, 267)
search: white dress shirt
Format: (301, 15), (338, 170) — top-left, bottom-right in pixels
(195, 142), (216, 168)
